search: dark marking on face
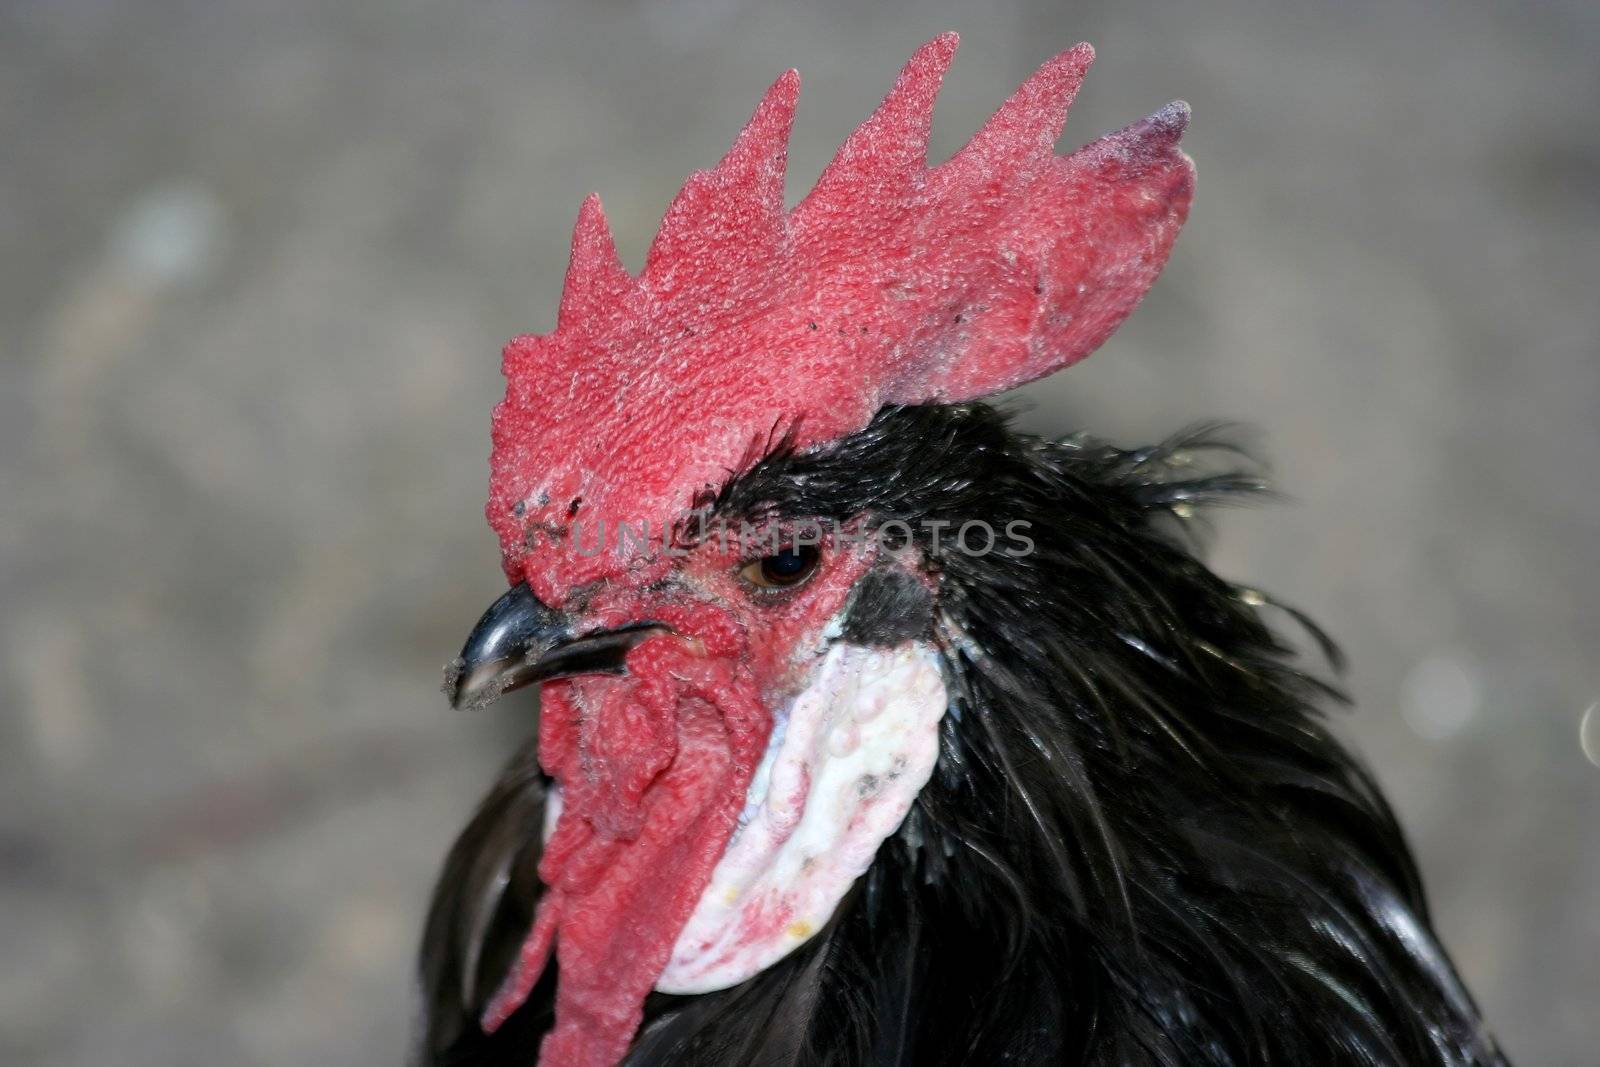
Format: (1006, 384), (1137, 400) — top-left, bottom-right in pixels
(524, 520), (566, 548)
(562, 581), (604, 614)
(840, 566), (934, 648)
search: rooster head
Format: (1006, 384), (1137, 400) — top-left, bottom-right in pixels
(443, 32), (1193, 1064)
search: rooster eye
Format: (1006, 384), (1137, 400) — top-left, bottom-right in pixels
(740, 545), (821, 590)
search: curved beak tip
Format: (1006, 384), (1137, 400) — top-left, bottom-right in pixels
(441, 655), (494, 711)
(441, 657), (463, 705)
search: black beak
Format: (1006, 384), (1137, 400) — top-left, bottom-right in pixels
(444, 582), (662, 709)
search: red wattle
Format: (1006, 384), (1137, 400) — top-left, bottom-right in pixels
(482, 638), (771, 1067)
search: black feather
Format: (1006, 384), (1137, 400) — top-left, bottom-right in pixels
(840, 565), (935, 647)
(418, 403), (1506, 1066)
(416, 741), (556, 1064)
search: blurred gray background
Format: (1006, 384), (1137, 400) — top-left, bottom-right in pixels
(3, 0), (1597, 1064)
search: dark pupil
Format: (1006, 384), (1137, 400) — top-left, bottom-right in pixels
(762, 546), (815, 583)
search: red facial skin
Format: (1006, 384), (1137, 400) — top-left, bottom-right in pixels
(482, 533), (878, 1066)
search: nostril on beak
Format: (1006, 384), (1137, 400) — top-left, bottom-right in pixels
(443, 582), (665, 709)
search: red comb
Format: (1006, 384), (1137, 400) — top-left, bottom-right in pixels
(489, 33), (1193, 591)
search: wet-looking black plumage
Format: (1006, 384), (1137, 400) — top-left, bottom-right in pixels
(419, 403), (1506, 1066)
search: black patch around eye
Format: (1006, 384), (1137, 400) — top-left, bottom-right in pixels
(840, 566), (934, 648)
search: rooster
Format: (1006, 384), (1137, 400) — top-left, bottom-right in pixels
(418, 34), (1506, 1067)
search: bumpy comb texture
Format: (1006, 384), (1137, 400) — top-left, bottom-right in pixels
(489, 33), (1194, 593)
